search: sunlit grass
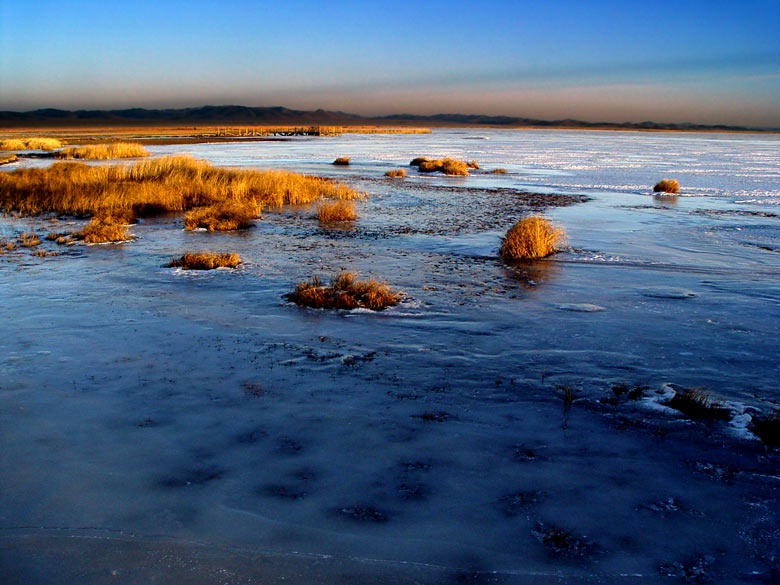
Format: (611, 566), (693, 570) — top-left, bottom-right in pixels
(333, 157), (350, 165)
(76, 213), (133, 243)
(385, 168), (406, 178)
(287, 271), (401, 311)
(0, 155), (363, 218)
(499, 216), (565, 260)
(56, 143), (149, 160)
(317, 200), (356, 223)
(166, 252), (242, 270)
(0, 137), (62, 151)
(413, 157), (469, 176)
(184, 200), (260, 231)
(653, 179), (680, 194)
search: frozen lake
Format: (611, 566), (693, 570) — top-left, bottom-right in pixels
(1, 129), (779, 584)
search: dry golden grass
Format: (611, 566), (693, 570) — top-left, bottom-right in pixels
(385, 168), (406, 178)
(499, 216), (565, 260)
(18, 232), (41, 247)
(333, 157), (351, 165)
(1, 238), (17, 250)
(56, 143), (149, 160)
(32, 249), (58, 257)
(0, 154), (17, 165)
(653, 179), (680, 194)
(417, 158), (469, 176)
(287, 271), (401, 311)
(166, 252), (242, 270)
(0, 137), (62, 151)
(317, 200), (356, 223)
(184, 200), (259, 231)
(488, 168), (507, 174)
(77, 214), (132, 243)
(0, 155), (362, 218)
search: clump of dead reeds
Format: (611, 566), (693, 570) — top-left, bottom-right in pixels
(56, 143), (149, 160)
(0, 155), (362, 218)
(333, 157), (350, 166)
(499, 216), (565, 260)
(76, 212), (133, 243)
(653, 179), (680, 194)
(750, 409), (780, 447)
(166, 252), (242, 270)
(385, 168), (406, 178)
(0, 154), (18, 165)
(287, 271), (401, 311)
(488, 168), (507, 174)
(0, 137), (62, 151)
(184, 200), (259, 231)
(409, 157), (429, 166)
(417, 158), (470, 176)
(317, 200), (356, 223)
(18, 232), (41, 247)
(667, 388), (730, 420)
(32, 249), (57, 257)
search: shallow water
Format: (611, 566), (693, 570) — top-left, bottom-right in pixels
(1, 130), (779, 584)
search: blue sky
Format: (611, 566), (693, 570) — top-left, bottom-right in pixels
(1, 0), (779, 125)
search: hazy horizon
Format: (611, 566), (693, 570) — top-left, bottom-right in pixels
(2, 1), (779, 126)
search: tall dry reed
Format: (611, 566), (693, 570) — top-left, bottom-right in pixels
(56, 143), (149, 160)
(0, 155), (363, 218)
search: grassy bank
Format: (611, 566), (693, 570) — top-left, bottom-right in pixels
(0, 155), (363, 217)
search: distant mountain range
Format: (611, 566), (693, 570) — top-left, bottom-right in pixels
(0, 105), (773, 132)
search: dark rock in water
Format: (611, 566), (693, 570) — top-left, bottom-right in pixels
(158, 466), (225, 488)
(338, 505), (389, 522)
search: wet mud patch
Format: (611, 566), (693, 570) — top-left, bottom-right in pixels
(349, 178), (589, 237)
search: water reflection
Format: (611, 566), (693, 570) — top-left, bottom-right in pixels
(502, 258), (559, 290)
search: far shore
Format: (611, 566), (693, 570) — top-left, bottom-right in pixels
(0, 124), (777, 148)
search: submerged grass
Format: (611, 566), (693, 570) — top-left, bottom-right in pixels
(653, 179), (680, 194)
(0, 137), (62, 151)
(0, 155), (362, 218)
(56, 143), (149, 160)
(17, 232), (41, 247)
(287, 271), (401, 311)
(500, 215), (565, 260)
(317, 200), (356, 223)
(166, 252), (242, 270)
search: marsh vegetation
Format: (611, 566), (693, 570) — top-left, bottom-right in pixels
(317, 200), (357, 223)
(499, 216), (565, 260)
(653, 179), (680, 194)
(287, 271), (400, 311)
(0, 137), (62, 151)
(166, 252), (242, 270)
(0, 155), (362, 218)
(55, 142), (149, 160)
